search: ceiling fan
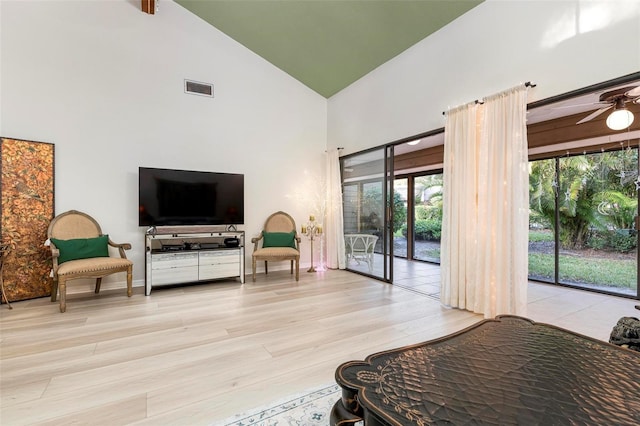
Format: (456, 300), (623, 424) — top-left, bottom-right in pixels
(577, 86), (640, 130)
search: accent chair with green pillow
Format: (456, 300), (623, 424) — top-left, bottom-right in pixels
(50, 235), (110, 264)
(262, 231), (297, 248)
(251, 211), (300, 282)
(47, 210), (133, 312)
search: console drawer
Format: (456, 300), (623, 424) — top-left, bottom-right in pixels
(151, 252), (198, 270)
(199, 250), (240, 265)
(152, 266), (199, 285)
(199, 262), (239, 280)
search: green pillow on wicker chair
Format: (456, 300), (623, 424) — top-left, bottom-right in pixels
(262, 231), (296, 248)
(50, 235), (109, 264)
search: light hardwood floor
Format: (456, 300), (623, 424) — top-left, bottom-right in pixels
(1, 267), (638, 425)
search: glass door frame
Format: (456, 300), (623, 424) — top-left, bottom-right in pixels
(529, 150), (640, 300)
(384, 145), (394, 282)
(341, 145), (394, 283)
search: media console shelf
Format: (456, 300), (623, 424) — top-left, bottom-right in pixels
(144, 229), (245, 295)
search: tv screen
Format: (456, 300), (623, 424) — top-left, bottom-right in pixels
(139, 167), (244, 226)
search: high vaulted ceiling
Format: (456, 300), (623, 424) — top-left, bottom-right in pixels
(175, 0), (483, 98)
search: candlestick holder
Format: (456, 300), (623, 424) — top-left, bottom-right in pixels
(301, 215), (323, 272)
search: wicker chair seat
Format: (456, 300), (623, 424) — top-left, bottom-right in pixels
(57, 257), (133, 276)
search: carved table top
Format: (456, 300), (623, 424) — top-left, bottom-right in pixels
(334, 315), (640, 425)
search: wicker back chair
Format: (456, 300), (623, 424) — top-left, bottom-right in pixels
(47, 210), (133, 312)
(345, 233), (379, 273)
(251, 211), (300, 281)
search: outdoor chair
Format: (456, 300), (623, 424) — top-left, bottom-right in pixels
(345, 233), (378, 273)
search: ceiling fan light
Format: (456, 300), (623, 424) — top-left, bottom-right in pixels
(606, 108), (634, 130)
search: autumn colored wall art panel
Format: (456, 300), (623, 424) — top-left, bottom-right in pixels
(1, 138), (55, 302)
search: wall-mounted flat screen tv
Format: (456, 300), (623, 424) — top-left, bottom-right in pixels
(139, 167), (244, 226)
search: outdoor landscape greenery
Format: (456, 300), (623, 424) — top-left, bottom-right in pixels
(388, 149), (638, 291)
(354, 149), (637, 292)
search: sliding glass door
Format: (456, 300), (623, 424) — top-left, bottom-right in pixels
(393, 178), (408, 258)
(342, 147), (393, 281)
(413, 173), (443, 263)
(529, 149), (639, 298)
(528, 158), (557, 283)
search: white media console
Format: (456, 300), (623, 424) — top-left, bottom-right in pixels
(144, 228), (245, 295)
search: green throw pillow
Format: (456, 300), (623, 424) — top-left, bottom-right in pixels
(262, 231), (296, 248)
(50, 235), (109, 264)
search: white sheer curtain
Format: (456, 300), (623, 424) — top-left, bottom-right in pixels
(441, 102), (481, 312)
(441, 86), (529, 318)
(325, 148), (346, 269)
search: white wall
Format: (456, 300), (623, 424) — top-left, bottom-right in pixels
(328, 0), (640, 155)
(0, 0), (327, 290)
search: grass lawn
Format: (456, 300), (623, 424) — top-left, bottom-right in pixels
(528, 253), (637, 289)
(414, 230), (636, 291)
(529, 229), (554, 242)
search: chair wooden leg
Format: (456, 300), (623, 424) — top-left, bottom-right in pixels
(51, 278), (58, 302)
(264, 261), (268, 275)
(295, 258), (299, 281)
(290, 260), (293, 274)
(127, 266), (133, 297)
(252, 257), (257, 282)
(59, 278), (67, 313)
(95, 277), (102, 294)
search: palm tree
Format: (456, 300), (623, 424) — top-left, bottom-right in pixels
(414, 174), (443, 220)
(529, 150), (638, 250)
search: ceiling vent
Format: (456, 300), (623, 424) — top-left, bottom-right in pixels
(184, 79), (214, 98)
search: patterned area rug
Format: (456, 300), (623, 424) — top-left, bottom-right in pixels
(218, 384), (360, 426)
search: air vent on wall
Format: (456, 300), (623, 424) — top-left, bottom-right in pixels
(184, 79), (214, 98)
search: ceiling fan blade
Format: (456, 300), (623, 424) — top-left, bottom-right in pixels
(624, 86), (640, 97)
(551, 102), (605, 110)
(576, 105), (613, 124)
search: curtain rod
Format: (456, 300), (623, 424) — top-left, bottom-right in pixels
(442, 81), (536, 116)
(325, 147), (344, 152)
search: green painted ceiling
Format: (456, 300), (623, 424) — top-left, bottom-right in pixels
(175, 0), (483, 98)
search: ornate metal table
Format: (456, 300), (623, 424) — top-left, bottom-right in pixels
(331, 316), (640, 425)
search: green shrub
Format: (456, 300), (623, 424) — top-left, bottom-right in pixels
(415, 205), (429, 220)
(587, 229), (637, 253)
(415, 204), (443, 221)
(586, 231), (607, 250)
(362, 188), (406, 233)
(609, 230), (637, 253)
(414, 219), (442, 241)
(529, 230), (554, 243)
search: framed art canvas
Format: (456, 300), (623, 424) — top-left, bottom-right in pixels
(0, 137), (55, 302)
